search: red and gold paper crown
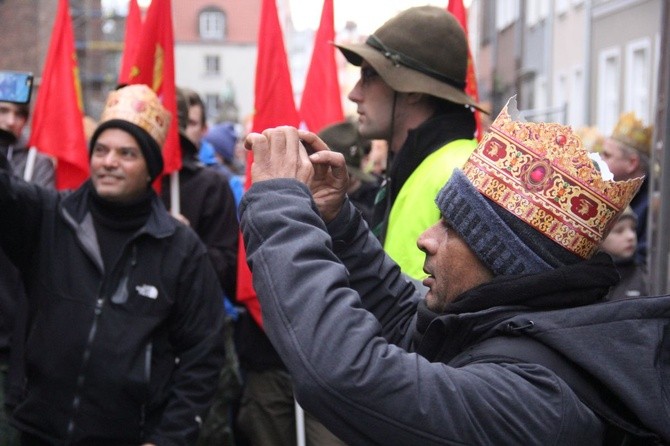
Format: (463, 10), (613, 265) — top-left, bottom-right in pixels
(610, 112), (653, 155)
(99, 84), (171, 148)
(575, 126), (604, 153)
(462, 99), (644, 259)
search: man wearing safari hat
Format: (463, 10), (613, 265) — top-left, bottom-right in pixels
(336, 6), (486, 281)
(0, 84), (225, 445)
(601, 112), (653, 264)
(237, 98), (669, 444)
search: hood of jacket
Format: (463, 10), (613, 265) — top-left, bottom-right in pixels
(413, 252), (618, 357)
(413, 253), (670, 442)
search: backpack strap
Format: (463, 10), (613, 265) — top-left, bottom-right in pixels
(450, 335), (658, 445)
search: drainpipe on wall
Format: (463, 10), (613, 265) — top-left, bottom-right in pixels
(546, 0), (555, 121)
(583, 0), (593, 126)
(650, 0), (670, 294)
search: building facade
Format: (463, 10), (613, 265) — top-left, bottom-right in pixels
(471, 0), (663, 136)
(172, 0), (260, 124)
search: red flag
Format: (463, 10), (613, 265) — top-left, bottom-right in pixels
(118, 0), (142, 85)
(299, 0), (343, 132)
(447, 0), (484, 141)
(237, 0), (301, 327)
(251, 0), (300, 133)
(29, 0), (88, 190)
(126, 0), (180, 175)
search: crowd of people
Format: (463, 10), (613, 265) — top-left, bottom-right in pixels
(1, 5), (667, 446)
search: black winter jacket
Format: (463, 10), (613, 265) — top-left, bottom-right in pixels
(161, 135), (239, 299)
(0, 161), (226, 445)
(0, 137), (55, 365)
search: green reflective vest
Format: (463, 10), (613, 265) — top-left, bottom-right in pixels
(384, 138), (477, 280)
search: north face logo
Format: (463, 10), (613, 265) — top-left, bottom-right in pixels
(136, 284), (159, 299)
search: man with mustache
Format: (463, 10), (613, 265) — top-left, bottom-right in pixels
(238, 100), (668, 444)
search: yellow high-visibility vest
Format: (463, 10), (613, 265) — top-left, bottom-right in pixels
(384, 138), (477, 280)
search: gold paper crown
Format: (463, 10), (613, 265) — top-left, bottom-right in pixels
(462, 98), (644, 259)
(99, 84), (171, 148)
(611, 112), (653, 155)
(575, 126), (604, 153)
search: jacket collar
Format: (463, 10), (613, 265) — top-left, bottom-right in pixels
(179, 134), (205, 172)
(388, 111), (475, 202)
(60, 180), (177, 239)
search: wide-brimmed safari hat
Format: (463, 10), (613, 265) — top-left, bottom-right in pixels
(336, 6), (485, 112)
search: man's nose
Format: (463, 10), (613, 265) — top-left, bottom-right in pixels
(102, 151), (120, 166)
(5, 111), (18, 125)
(348, 81), (363, 103)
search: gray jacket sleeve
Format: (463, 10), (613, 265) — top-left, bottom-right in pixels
(28, 152), (56, 189)
(239, 179), (603, 446)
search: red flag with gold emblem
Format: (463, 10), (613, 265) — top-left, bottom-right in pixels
(447, 0), (483, 141)
(237, 0), (301, 328)
(118, 0), (142, 85)
(29, 0), (88, 190)
(126, 0), (180, 174)
(299, 0), (343, 132)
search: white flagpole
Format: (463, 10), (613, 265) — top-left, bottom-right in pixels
(23, 146), (37, 182)
(170, 171), (180, 216)
(295, 399), (306, 446)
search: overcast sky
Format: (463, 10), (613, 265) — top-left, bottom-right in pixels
(288, 0), (449, 33)
(101, 0), (455, 35)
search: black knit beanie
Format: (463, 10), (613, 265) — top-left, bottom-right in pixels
(89, 119), (164, 183)
(436, 169), (582, 276)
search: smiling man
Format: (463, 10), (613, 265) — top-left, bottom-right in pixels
(0, 84), (225, 445)
(238, 99), (669, 444)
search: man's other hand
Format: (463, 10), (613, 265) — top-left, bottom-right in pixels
(245, 126), (348, 222)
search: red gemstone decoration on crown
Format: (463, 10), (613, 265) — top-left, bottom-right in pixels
(133, 100), (147, 113)
(530, 166), (545, 182)
(100, 85), (171, 149)
(461, 98), (644, 258)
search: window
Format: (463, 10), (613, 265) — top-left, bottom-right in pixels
(555, 0), (569, 15)
(625, 38), (651, 124)
(199, 9), (226, 40)
(534, 74), (548, 117)
(597, 47), (621, 134)
(554, 71), (568, 117)
(204, 94), (221, 120)
(204, 55), (220, 75)
(527, 0), (549, 27)
(569, 67), (585, 127)
(496, 0), (519, 31)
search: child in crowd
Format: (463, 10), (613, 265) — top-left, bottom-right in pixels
(601, 206), (649, 300)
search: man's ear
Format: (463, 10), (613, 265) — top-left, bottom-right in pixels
(625, 151), (641, 175)
(405, 92), (425, 105)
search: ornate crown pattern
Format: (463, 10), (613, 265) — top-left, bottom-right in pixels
(611, 112), (653, 155)
(100, 84), (171, 148)
(462, 99), (644, 258)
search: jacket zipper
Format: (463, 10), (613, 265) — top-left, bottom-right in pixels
(140, 342), (152, 438)
(65, 244), (138, 440)
(66, 296), (105, 440)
